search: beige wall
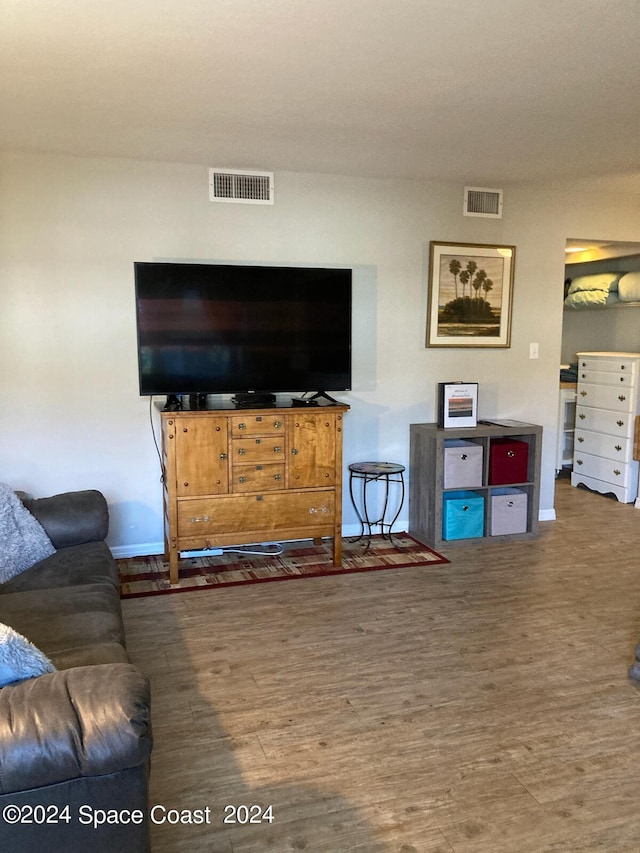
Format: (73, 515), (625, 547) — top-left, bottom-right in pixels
(1, 151), (639, 553)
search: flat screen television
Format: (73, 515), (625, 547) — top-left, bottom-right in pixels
(134, 262), (352, 399)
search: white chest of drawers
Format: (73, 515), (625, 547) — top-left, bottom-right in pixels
(571, 352), (640, 503)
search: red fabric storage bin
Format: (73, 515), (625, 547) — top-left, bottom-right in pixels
(489, 439), (529, 484)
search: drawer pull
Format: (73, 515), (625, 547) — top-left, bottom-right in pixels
(255, 438), (262, 444)
(618, 395), (626, 401)
(621, 365), (626, 370)
(238, 448), (246, 455)
(507, 501), (514, 508)
(274, 421), (283, 429)
(579, 413), (586, 420)
(238, 423), (246, 430)
(189, 515), (210, 523)
(256, 465), (263, 470)
(615, 445), (622, 452)
(291, 448), (299, 455)
(220, 453), (228, 460)
(274, 474), (281, 481)
(577, 436), (584, 443)
(614, 469), (621, 476)
(580, 390), (587, 397)
(308, 506), (329, 514)
(239, 476), (246, 484)
(462, 505), (469, 511)
(581, 373), (586, 378)
(576, 459), (583, 466)
(507, 450), (515, 458)
(461, 453), (468, 460)
(274, 446), (282, 454)
(617, 420), (624, 427)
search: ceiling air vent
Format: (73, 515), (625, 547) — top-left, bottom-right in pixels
(209, 168), (274, 205)
(463, 186), (503, 218)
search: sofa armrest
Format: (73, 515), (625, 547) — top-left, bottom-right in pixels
(0, 664), (151, 795)
(21, 490), (109, 549)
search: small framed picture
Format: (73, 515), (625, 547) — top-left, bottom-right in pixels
(426, 242), (515, 348)
(438, 382), (478, 428)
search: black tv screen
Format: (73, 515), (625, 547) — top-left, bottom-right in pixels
(134, 262), (352, 396)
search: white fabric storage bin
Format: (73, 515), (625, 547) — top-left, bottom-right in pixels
(443, 440), (483, 489)
(490, 487), (527, 535)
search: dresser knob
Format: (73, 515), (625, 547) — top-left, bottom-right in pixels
(576, 459), (583, 465)
(614, 469), (621, 476)
(618, 395), (626, 401)
(617, 420), (624, 427)
(577, 436), (584, 443)
(615, 445), (622, 451)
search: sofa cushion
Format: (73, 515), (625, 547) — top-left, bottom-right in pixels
(0, 622), (56, 687)
(0, 541), (118, 594)
(20, 490), (109, 549)
(0, 483), (55, 584)
(52, 642), (130, 670)
(0, 583), (126, 665)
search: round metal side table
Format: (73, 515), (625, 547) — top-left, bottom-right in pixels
(348, 461), (406, 549)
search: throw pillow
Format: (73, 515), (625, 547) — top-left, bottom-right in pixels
(0, 622), (56, 688)
(0, 482), (55, 583)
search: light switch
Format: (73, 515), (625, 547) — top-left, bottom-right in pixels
(529, 342), (539, 359)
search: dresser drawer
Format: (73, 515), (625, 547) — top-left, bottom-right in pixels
(178, 491), (335, 538)
(578, 357), (637, 378)
(572, 452), (634, 488)
(232, 463), (285, 493)
(575, 405), (634, 437)
(576, 382), (634, 412)
(232, 436), (285, 462)
(574, 429), (631, 462)
(230, 414), (285, 437)
(578, 367), (635, 387)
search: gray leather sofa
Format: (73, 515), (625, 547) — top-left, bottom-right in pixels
(0, 490), (152, 852)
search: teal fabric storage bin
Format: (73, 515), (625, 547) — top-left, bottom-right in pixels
(442, 490), (485, 540)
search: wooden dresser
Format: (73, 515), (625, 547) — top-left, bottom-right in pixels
(160, 404), (349, 583)
(571, 351), (640, 503)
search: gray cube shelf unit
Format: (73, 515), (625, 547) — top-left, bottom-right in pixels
(409, 421), (543, 549)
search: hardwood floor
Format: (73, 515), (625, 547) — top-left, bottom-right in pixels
(122, 476), (640, 852)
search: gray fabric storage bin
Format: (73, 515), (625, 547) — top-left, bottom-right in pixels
(490, 487), (527, 535)
(443, 439), (483, 489)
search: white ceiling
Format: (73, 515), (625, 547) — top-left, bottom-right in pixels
(2, 0), (639, 185)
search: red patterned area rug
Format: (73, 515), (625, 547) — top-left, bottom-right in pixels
(118, 533), (449, 599)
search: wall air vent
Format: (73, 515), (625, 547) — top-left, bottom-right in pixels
(209, 168), (274, 204)
(463, 186), (503, 218)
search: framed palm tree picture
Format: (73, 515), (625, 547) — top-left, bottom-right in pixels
(426, 241), (515, 347)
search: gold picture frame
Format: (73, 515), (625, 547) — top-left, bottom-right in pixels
(426, 241), (515, 347)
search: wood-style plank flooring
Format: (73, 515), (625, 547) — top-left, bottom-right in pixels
(122, 476), (640, 852)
